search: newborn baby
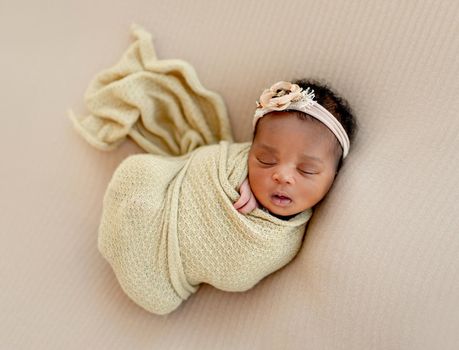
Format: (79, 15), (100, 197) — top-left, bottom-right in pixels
(97, 79), (357, 315)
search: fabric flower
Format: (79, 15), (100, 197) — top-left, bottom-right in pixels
(257, 81), (305, 111)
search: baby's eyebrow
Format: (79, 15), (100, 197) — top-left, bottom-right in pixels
(257, 143), (277, 153)
(300, 154), (324, 164)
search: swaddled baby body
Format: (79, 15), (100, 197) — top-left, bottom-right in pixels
(96, 79), (357, 315)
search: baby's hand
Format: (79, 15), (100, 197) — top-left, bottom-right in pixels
(233, 178), (259, 214)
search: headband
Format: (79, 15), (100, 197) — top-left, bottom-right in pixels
(253, 81), (350, 159)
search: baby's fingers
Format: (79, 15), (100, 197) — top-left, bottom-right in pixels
(233, 179), (251, 210)
(238, 191), (258, 214)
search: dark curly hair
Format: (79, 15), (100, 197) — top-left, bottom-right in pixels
(291, 78), (358, 172)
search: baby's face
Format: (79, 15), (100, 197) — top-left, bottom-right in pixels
(248, 111), (341, 217)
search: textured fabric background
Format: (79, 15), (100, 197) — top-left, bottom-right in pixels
(1, 0), (458, 349)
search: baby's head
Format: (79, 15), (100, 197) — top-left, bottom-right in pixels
(248, 79), (357, 218)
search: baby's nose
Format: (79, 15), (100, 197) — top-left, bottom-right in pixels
(272, 169), (294, 185)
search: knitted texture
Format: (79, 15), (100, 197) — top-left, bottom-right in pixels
(68, 23), (233, 154)
(98, 141), (312, 315)
(69, 25), (312, 315)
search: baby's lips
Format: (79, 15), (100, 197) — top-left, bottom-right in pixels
(272, 191), (292, 200)
(270, 192), (294, 208)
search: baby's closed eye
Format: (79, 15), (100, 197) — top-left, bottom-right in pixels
(258, 159), (276, 165)
(256, 155), (277, 165)
(298, 168), (319, 175)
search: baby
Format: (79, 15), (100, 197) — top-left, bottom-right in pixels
(95, 77), (357, 315)
(234, 79), (357, 219)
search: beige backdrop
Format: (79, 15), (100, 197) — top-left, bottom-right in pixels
(1, 0), (459, 349)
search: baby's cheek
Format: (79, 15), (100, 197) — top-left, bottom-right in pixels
(298, 181), (327, 208)
(249, 169), (268, 202)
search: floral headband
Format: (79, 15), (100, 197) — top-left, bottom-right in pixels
(253, 81), (350, 159)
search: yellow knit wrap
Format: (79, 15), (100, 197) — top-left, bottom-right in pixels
(69, 24), (312, 315)
(99, 142), (312, 314)
(68, 23), (232, 154)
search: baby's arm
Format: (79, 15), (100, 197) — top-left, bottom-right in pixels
(233, 177), (259, 214)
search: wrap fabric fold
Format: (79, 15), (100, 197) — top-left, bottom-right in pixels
(98, 141), (312, 314)
(69, 23), (232, 155)
(69, 24), (313, 315)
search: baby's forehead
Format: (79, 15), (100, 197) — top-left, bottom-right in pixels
(253, 114), (341, 158)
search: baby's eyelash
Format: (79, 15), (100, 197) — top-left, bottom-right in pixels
(257, 158), (276, 166)
(299, 169), (317, 175)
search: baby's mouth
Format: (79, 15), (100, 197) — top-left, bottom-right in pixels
(270, 193), (292, 207)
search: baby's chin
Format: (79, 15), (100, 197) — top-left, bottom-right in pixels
(266, 207), (304, 220)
